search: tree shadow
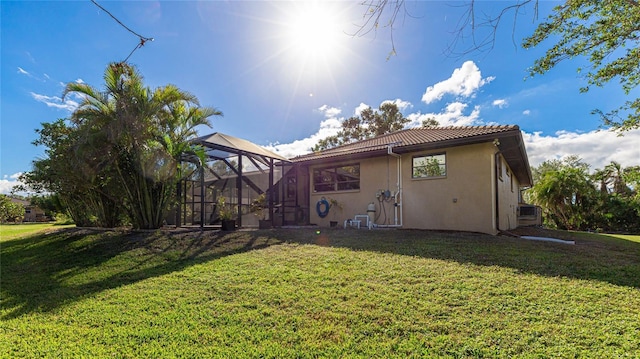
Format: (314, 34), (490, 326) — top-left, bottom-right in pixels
(3, 227), (638, 320)
(1, 227), (281, 320)
(275, 228), (640, 289)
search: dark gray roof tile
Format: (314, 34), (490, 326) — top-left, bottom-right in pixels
(292, 125), (519, 162)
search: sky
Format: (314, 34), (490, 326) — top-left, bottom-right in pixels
(2, 0), (639, 194)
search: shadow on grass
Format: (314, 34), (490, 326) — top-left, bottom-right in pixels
(274, 228), (640, 289)
(0, 227), (282, 320)
(2, 227), (638, 320)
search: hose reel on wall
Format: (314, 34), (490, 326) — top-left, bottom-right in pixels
(316, 197), (330, 218)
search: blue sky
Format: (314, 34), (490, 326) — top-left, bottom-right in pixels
(2, 1), (639, 194)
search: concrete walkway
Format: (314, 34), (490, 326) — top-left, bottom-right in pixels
(521, 235), (575, 245)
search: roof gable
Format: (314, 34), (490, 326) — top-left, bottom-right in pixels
(192, 132), (289, 163)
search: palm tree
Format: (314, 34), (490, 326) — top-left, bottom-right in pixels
(529, 167), (595, 230)
(604, 161), (631, 196)
(63, 62), (221, 229)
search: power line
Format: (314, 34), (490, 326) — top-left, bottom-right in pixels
(91, 0), (154, 62)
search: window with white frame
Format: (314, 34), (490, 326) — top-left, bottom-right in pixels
(412, 153), (446, 178)
(313, 164), (360, 192)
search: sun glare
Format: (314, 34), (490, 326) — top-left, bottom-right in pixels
(259, 1), (364, 103)
(280, 2), (350, 68)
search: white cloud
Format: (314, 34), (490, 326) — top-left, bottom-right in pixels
(0, 173), (24, 195)
(263, 56), (639, 175)
(522, 129), (640, 170)
(354, 102), (369, 116)
(266, 105), (343, 158)
(492, 99), (508, 109)
(30, 92), (78, 112)
(17, 66), (48, 82)
(264, 98), (640, 176)
(407, 102), (481, 128)
(422, 60), (495, 104)
(382, 98), (412, 112)
(318, 104), (341, 118)
(75, 78), (85, 84)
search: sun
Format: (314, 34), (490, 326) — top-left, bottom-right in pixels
(286, 5), (340, 57)
(279, 2), (351, 69)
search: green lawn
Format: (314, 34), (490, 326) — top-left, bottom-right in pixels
(0, 222), (74, 241)
(1, 225), (639, 358)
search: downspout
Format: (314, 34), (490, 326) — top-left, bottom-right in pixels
(200, 165), (205, 229)
(268, 158), (274, 227)
(237, 154), (243, 228)
(493, 142), (502, 233)
(377, 144), (403, 228)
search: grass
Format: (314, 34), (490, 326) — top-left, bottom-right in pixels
(0, 222), (73, 241)
(1, 225), (639, 358)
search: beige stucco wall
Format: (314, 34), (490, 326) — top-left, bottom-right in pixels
(495, 154), (521, 231)
(308, 142), (519, 235)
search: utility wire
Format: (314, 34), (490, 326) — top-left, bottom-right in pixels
(91, 0), (154, 62)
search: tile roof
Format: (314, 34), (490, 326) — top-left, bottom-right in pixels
(292, 125), (520, 162)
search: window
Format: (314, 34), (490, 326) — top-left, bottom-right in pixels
(412, 153), (446, 178)
(313, 164), (360, 192)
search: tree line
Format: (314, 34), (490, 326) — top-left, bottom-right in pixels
(526, 156), (640, 233)
(0, 195), (26, 223)
(18, 63), (221, 229)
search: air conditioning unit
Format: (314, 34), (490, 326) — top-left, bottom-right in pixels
(517, 205), (542, 226)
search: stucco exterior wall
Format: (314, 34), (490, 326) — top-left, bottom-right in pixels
(309, 155), (384, 227)
(307, 142), (515, 234)
(495, 154), (521, 231)
(403, 143), (496, 233)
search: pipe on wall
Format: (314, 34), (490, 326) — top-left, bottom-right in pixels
(494, 146), (503, 233)
(376, 144), (403, 228)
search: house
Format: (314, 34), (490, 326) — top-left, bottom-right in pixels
(178, 125), (536, 235)
(285, 125), (534, 235)
(9, 198), (47, 222)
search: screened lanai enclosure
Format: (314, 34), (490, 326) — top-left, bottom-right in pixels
(171, 133), (310, 229)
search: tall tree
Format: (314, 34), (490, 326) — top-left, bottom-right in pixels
(0, 195), (26, 223)
(528, 158), (596, 230)
(313, 102), (409, 151)
(19, 119), (122, 227)
(622, 165), (640, 201)
(527, 156), (640, 232)
(593, 161), (632, 196)
(62, 62), (221, 229)
(19, 63), (221, 229)
(357, 1), (640, 131)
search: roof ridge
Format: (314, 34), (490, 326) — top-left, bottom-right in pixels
(293, 124), (521, 160)
(310, 128), (410, 153)
(408, 124), (517, 130)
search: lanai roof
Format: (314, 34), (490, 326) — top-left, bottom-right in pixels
(192, 132), (289, 165)
(292, 125), (533, 187)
